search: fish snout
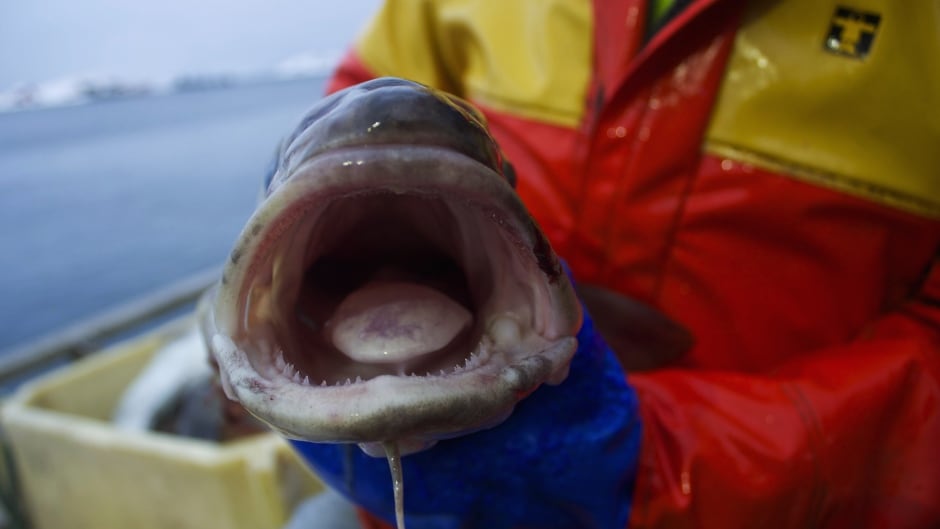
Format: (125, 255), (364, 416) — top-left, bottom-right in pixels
(268, 77), (506, 195)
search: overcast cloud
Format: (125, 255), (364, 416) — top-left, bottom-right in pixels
(0, 0), (381, 91)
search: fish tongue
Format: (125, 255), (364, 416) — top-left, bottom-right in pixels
(327, 280), (472, 364)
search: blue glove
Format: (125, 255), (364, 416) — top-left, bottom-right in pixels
(291, 303), (642, 529)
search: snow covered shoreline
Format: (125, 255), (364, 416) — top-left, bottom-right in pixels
(0, 50), (340, 114)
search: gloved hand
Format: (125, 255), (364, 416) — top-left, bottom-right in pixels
(291, 297), (644, 529)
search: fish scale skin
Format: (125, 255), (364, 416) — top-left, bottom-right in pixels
(269, 77), (504, 196)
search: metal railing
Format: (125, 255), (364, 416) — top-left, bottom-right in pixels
(0, 267), (221, 387)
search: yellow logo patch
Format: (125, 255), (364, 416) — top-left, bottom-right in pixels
(824, 6), (881, 59)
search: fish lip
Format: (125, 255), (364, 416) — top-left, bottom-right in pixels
(204, 144), (581, 446)
(207, 328), (577, 444)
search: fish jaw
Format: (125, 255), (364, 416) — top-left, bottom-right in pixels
(201, 80), (581, 454)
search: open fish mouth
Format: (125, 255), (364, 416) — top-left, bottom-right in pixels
(200, 79), (581, 455)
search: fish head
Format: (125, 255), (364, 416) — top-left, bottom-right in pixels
(200, 77), (582, 456)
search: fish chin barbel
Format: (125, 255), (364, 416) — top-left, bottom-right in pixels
(199, 77), (582, 457)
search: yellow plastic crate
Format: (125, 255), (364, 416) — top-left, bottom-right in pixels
(1, 320), (323, 529)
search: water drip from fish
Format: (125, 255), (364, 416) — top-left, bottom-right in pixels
(383, 440), (406, 529)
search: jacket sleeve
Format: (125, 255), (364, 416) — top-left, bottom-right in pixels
(325, 0), (461, 96)
(627, 280), (940, 528)
(327, 0), (488, 97)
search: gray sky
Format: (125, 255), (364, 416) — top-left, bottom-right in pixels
(0, 0), (381, 91)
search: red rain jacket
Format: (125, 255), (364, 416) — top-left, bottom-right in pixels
(327, 0), (940, 526)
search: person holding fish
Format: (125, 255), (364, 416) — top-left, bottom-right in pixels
(201, 0), (940, 528)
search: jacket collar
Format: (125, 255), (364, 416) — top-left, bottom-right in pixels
(591, 0), (744, 104)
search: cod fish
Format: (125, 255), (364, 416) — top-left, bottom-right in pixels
(199, 78), (583, 527)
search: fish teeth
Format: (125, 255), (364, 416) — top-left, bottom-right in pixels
(320, 380), (327, 387)
(303, 376), (310, 386)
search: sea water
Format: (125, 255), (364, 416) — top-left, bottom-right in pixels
(0, 77), (327, 351)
